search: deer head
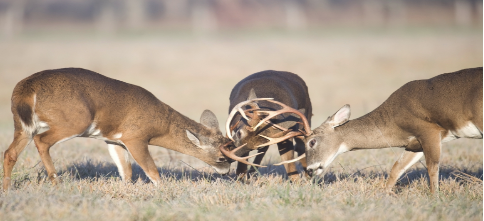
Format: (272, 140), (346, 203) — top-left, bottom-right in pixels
(304, 104), (351, 176)
(186, 110), (234, 174)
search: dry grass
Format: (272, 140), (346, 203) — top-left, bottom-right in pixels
(0, 139), (482, 221)
(0, 27), (482, 220)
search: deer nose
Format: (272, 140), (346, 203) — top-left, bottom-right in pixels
(307, 169), (314, 177)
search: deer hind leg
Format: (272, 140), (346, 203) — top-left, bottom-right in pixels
(247, 147), (268, 180)
(122, 140), (161, 185)
(294, 138), (308, 177)
(3, 130), (32, 190)
(418, 132), (442, 194)
(385, 151), (424, 193)
(33, 128), (80, 184)
(277, 141), (298, 181)
(107, 143), (132, 182)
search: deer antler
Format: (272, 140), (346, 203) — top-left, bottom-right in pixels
(226, 98), (274, 141)
(256, 131), (303, 147)
(273, 153), (306, 166)
(219, 142), (267, 167)
(246, 109), (289, 132)
(253, 100), (312, 136)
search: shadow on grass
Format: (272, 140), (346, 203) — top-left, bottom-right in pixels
(53, 159), (482, 188)
(316, 164), (483, 190)
(55, 159), (295, 183)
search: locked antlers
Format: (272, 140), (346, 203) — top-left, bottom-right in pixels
(253, 100), (312, 147)
(226, 98), (274, 141)
(226, 98), (311, 139)
(224, 98), (312, 165)
(254, 100), (312, 165)
(219, 142), (266, 167)
(253, 100), (312, 135)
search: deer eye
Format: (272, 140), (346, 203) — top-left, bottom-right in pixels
(308, 139), (316, 148)
(236, 130), (242, 139)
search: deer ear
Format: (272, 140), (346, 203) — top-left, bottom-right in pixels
(247, 88), (258, 100)
(200, 110), (220, 131)
(186, 130), (204, 148)
(328, 104), (351, 128)
(246, 88), (260, 109)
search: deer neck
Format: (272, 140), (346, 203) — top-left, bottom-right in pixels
(148, 104), (210, 156)
(336, 108), (407, 151)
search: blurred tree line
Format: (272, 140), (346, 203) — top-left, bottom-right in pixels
(0, 0), (481, 36)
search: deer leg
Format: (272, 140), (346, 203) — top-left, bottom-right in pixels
(235, 152), (249, 181)
(33, 129), (76, 184)
(107, 143), (132, 182)
(294, 138), (308, 177)
(247, 147), (268, 179)
(122, 140), (161, 185)
(419, 133), (442, 194)
(385, 151), (424, 192)
(277, 141), (298, 181)
(3, 130), (32, 190)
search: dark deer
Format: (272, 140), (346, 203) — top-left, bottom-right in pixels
(3, 68), (232, 190)
(222, 70), (312, 181)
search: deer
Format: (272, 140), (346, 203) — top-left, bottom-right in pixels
(221, 70), (313, 181)
(3, 68), (233, 191)
(272, 67), (482, 193)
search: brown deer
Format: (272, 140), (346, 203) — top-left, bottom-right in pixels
(222, 70), (312, 181)
(3, 68), (232, 190)
(274, 67), (482, 193)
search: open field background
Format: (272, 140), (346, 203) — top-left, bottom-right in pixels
(0, 26), (482, 220)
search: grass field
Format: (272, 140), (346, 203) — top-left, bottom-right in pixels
(0, 27), (482, 220)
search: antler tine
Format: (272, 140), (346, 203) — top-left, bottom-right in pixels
(219, 142), (267, 167)
(226, 98), (274, 141)
(247, 108), (289, 132)
(256, 131), (303, 148)
(229, 119), (241, 132)
(268, 121), (289, 131)
(273, 153), (306, 166)
(253, 100), (312, 136)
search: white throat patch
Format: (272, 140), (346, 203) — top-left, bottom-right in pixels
(323, 142), (349, 168)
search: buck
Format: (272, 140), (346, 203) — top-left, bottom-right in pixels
(222, 70), (312, 180)
(3, 68), (232, 190)
(274, 67), (482, 193)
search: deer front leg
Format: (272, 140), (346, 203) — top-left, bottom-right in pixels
(122, 140), (161, 185)
(236, 148), (267, 182)
(107, 143), (133, 182)
(235, 152), (249, 181)
(277, 141), (298, 181)
(385, 151), (424, 192)
(247, 147), (268, 179)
